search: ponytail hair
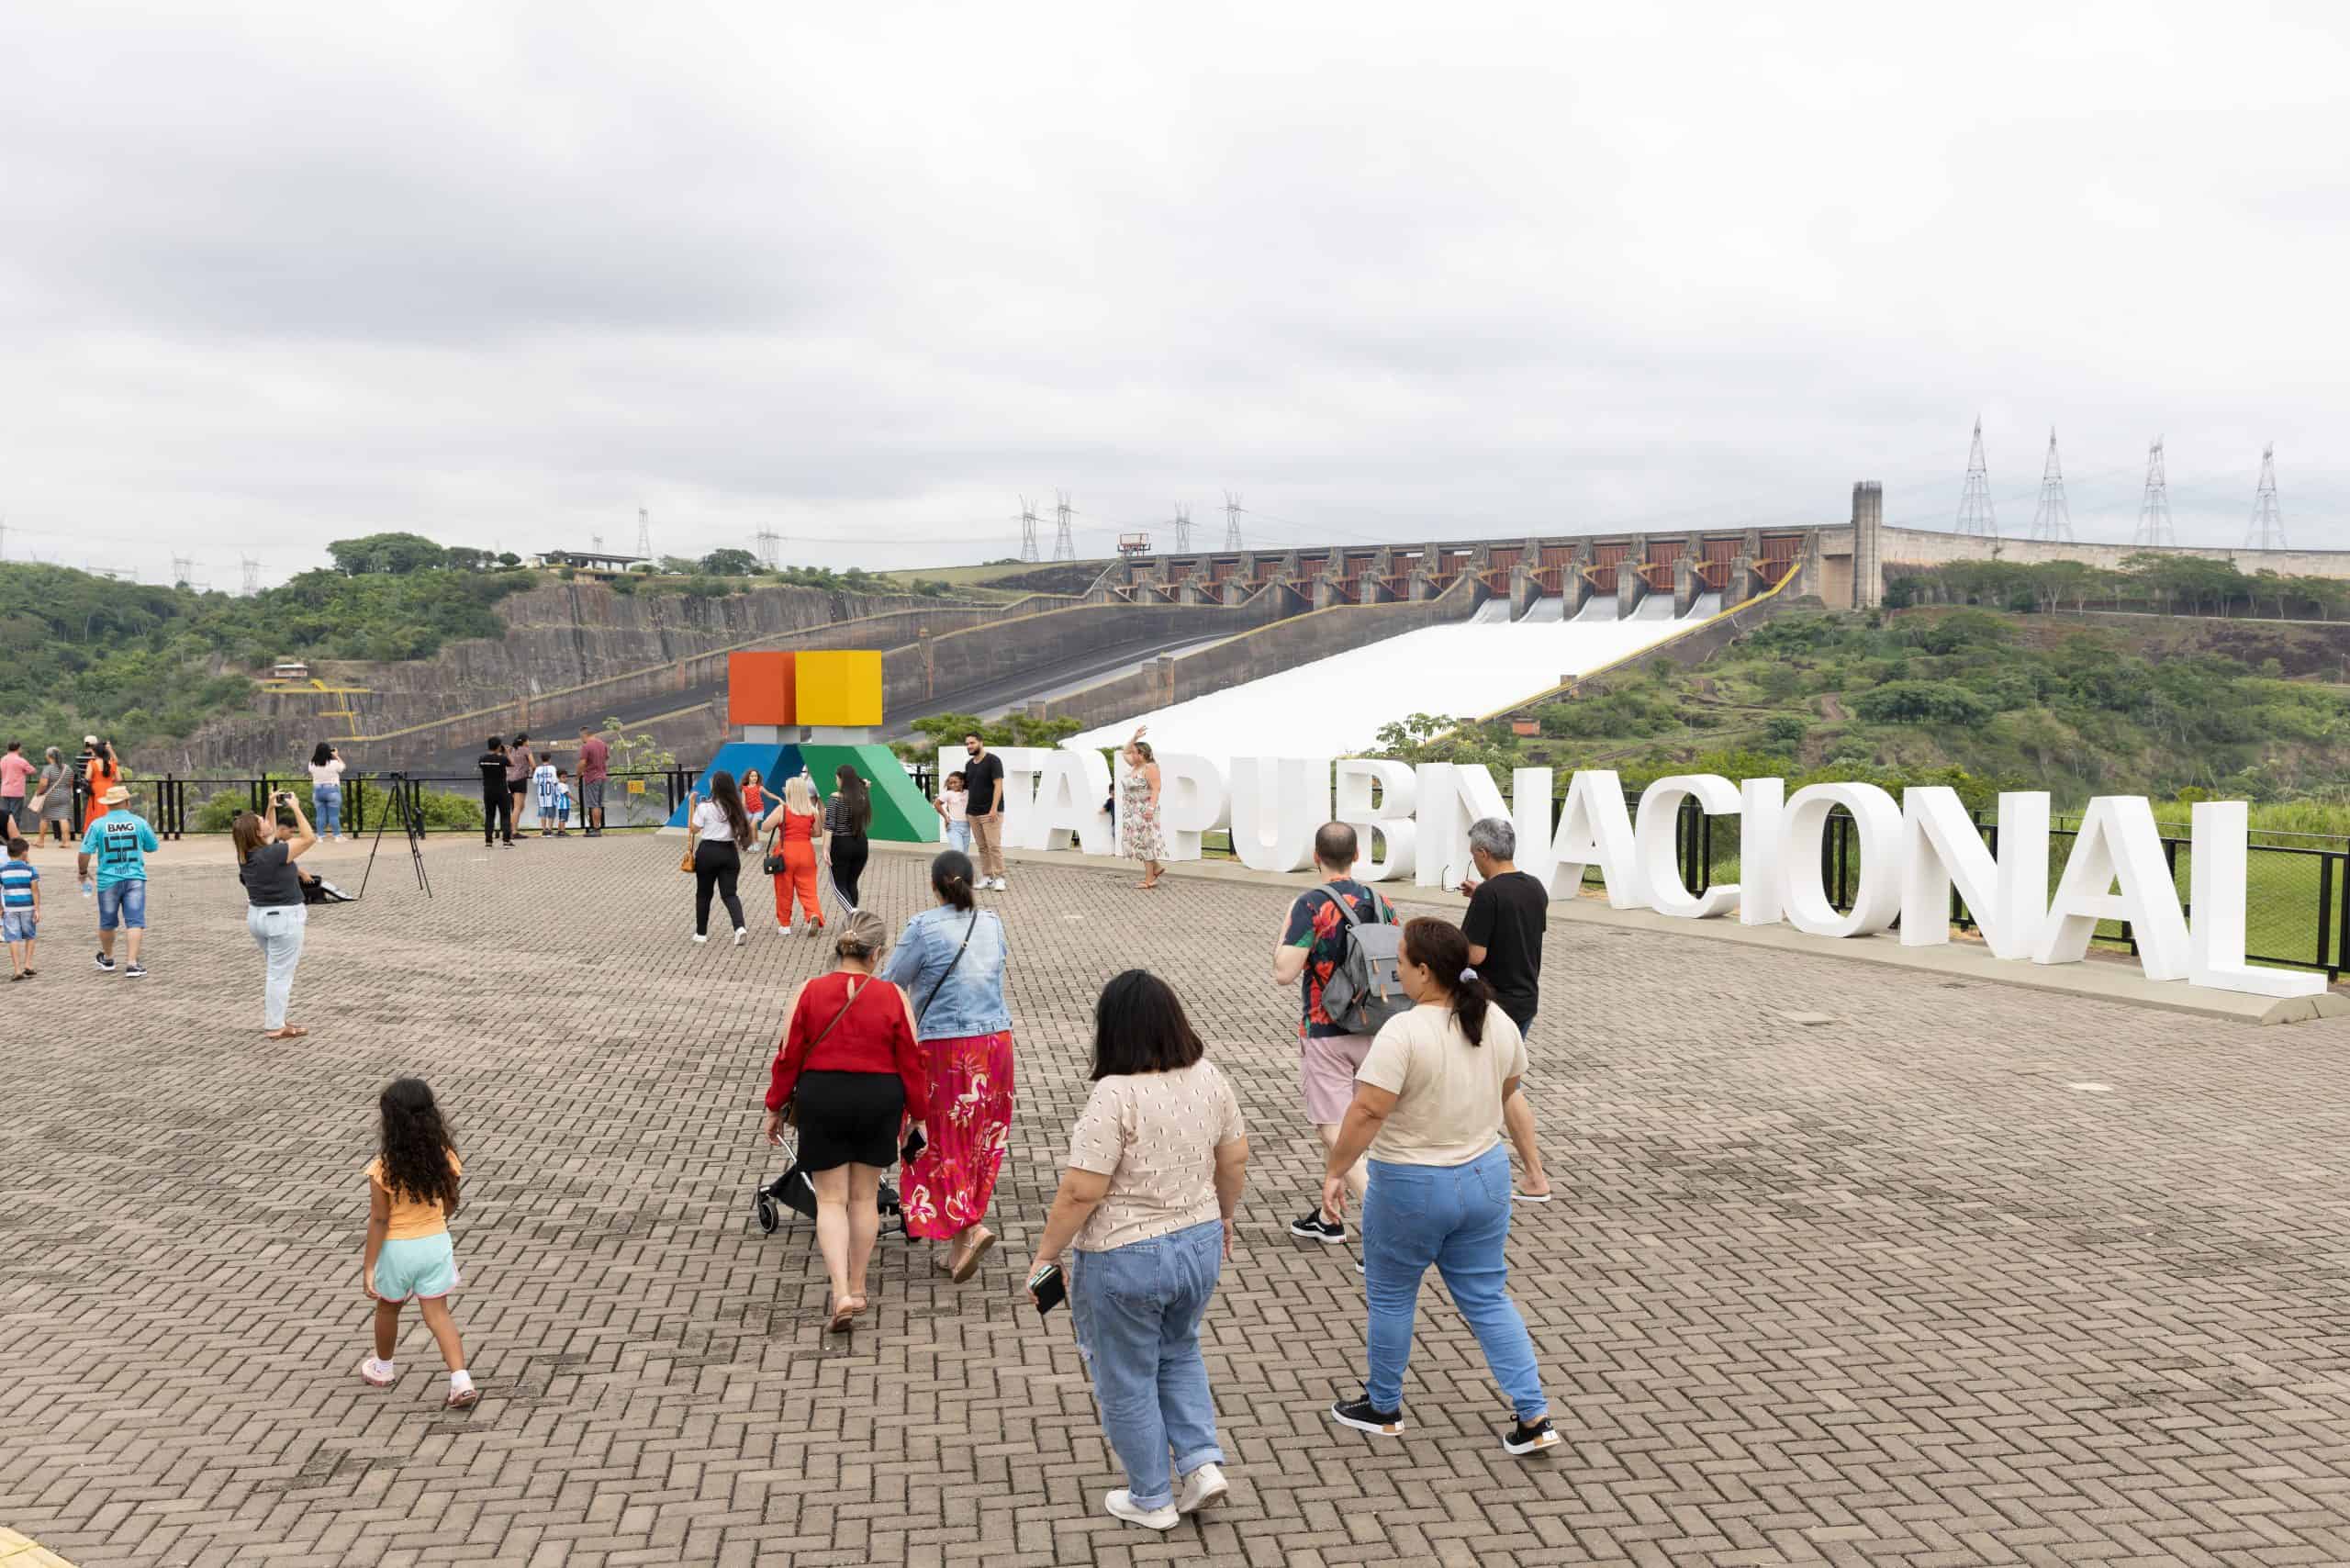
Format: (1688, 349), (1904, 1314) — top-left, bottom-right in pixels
(931, 848), (976, 912)
(1400, 916), (1493, 1047)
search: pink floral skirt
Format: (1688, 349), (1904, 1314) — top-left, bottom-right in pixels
(901, 1031), (1015, 1239)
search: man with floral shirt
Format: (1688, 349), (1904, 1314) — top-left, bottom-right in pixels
(1270, 822), (1399, 1247)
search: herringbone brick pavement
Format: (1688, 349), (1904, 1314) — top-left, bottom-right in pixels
(6, 835), (2350, 1566)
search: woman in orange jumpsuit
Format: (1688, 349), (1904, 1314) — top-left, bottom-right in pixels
(759, 774), (826, 936)
(84, 740), (123, 831)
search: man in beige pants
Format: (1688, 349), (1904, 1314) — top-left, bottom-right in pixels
(962, 733), (1007, 890)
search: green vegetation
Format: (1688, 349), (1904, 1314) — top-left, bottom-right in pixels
(189, 776), (483, 834)
(1354, 607), (2350, 826)
(892, 711), (1085, 767)
(1889, 552), (2350, 620)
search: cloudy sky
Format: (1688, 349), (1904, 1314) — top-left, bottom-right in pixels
(5, 2), (2344, 588)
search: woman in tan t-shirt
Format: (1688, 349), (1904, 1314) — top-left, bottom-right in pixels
(1319, 917), (1561, 1458)
(1024, 969), (1248, 1532)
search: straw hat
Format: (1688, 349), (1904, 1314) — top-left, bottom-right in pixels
(101, 786), (129, 805)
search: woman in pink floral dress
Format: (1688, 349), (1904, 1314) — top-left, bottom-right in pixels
(1118, 730), (1167, 890)
(879, 850), (1015, 1282)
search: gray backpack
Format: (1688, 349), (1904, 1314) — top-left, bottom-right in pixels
(1315, 886), (1409, 1036)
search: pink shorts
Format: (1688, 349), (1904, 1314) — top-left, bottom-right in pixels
(1299, 1033), (1374, 1125)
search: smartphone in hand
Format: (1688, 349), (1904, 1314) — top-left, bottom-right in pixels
(1028, 1262), (1066, 1317)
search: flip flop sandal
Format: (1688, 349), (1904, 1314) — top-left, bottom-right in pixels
(444, 1386), (480, 1409)
(1512, 1190), (1553, 1204)
(950, 1230), (997, 1283)
(827, 1303), (856, 1334)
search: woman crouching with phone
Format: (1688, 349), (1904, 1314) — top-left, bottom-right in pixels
(1024, 969), (1249, 1531)
(233, 790), (317, 1039)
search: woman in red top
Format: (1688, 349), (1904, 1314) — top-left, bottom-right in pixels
(763, 908), (925, 1331)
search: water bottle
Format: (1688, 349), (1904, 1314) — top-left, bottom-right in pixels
(80, 876), (93, 898)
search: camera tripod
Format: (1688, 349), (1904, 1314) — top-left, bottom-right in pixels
(354, 771), (433, 901)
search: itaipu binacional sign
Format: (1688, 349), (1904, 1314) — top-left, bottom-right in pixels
(942, 745), (2324, 1003)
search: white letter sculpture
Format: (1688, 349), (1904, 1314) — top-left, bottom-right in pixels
(1415, 764), (1556, 890)
(2033, 796), (2190, 980)
(1780, 782), (1902, 937)
(1336, 759), (1416, 882)
(2187, 801), (2326, 998)
(1229, 756), (1330, 873)
(1635, 774), (1740, 919)
(1898, 789), (2049, 959)
(1548, 768), (1645, 906)
(1027, 747), (1113, 854)
(1738, 778), (1785, 926)
(1153, 752), (1228, 863)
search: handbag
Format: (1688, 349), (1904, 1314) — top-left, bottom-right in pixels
(780, 979), (873, 1126)
(680, 842), (697, 873)
(762, 823), (786, 877)
(914, 911), (980, 1030)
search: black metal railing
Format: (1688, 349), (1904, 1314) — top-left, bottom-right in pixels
(131, 768), (702, 840)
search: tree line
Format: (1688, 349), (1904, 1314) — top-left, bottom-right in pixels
(1887, 553), (2350, 620)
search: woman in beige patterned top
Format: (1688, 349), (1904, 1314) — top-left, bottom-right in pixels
(1024, 969), (1249, 1532)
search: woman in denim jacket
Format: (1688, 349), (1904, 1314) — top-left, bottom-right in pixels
(880, 849), (1013, 1282)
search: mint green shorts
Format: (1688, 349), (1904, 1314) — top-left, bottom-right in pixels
(373, 1232), (460, 1302)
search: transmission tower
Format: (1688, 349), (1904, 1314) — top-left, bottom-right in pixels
(2244, 445), (2285, 551)
(2132, 439), (2174, 548)
(636, 507), (652, 558)
(1953, 417), (1998, 538)
(1051, 491), (1076, 562)
(2027, 428), (2073, 543)
(754, 527), (781, 570)
(1172, 505), (1192, 553)
(171, 554), (195, 588)
(1018, 496), (1042, 563)
(1223, 490), (1244, 550)
(241, 555), (262, 596)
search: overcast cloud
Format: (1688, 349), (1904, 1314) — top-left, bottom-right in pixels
(4, 1), (2345, 588)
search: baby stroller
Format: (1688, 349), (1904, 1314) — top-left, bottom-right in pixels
(754, 1130), (909, 1238)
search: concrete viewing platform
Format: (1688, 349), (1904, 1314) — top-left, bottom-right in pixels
(6, 833), (2350, 1565)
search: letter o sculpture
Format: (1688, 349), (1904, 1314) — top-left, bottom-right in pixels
(1779, 781), (1903, 938)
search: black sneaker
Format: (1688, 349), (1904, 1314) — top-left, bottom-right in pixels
(1503, 1417), (1561, 1456)
(94, 951), (116, 973)
(1289, 1210), (1345, 1243)
(124, 962), (147, 979)
(1329, 1397), (1404, 1437)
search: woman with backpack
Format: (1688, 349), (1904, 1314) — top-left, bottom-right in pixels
(762, 909), (924, 1332)
(881, 849), (1013, 1283)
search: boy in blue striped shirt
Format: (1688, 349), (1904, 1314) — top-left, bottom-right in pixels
(2, 836), (38, 980)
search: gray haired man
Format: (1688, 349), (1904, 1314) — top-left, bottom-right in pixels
(1457, 817), (1555, 1201)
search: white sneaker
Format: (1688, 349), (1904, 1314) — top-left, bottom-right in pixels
(1103, 1490), (1179, 1530)
(990, 878), (1008, 891)
(780, 923), (792, 935)
(733, 928), (747, 946)
(692, 934), (709, 945)
(1176, 1462), (1228, 1514)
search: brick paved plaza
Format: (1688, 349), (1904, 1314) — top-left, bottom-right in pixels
(7, 834), (2350, 1567)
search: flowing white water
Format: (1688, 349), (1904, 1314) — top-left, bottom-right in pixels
(1074, 593), (1721, 764)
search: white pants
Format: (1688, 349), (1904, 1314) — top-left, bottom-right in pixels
(246, 903), (307, 1030)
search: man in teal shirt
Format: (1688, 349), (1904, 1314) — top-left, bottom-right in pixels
(79, 785), (160, 978)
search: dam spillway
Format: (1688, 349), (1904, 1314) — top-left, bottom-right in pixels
(1071, 596), (1719, 764)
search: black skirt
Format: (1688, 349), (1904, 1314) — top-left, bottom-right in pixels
(792, 1070), (905, 1171)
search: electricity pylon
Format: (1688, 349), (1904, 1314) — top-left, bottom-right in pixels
(1954, 417), (1998, 538)
(2133, 439), (2174, 548)
(2245, 444), (2285, 551)
(2027, 428), (2073, 543)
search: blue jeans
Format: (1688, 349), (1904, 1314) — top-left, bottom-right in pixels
(96, 879), (147, 932)
(1360, 1143), (1547, 1421)
(946, 822), (970, 854)
(1070, 1219), (1225, 1509)
(313, 785), (341, 836)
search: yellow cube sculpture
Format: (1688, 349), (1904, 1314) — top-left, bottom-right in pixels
(794, 649), (884, 727)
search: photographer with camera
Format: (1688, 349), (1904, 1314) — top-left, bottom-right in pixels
(233, 790), (318, 1039)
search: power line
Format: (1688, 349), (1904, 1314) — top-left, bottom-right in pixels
(753, 527), (781, 570)
(2134, 438), (2175, 548)
(2027, 428), (2073, 543)
(2246, 444), (2285, 550)
(1954, 416), (1998, 538)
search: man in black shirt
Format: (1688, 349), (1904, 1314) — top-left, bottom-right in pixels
(1459, 816), (1554, 1202)
(961, 733), (1007, 890)
(476, 737), (514, 847)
